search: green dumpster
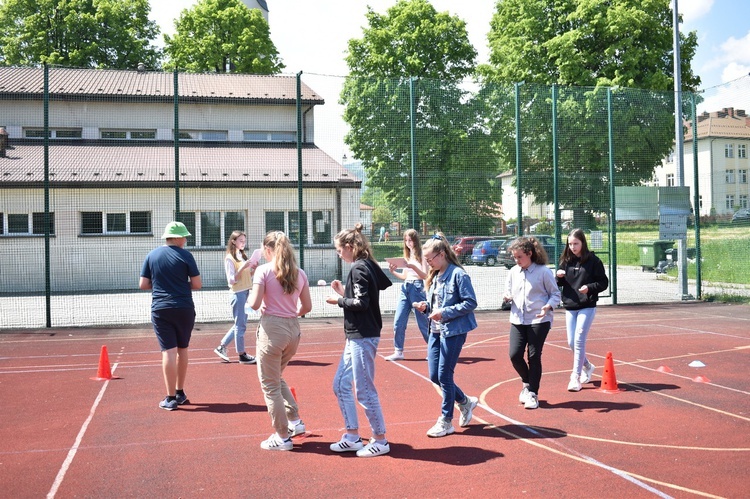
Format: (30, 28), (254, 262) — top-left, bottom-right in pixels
(637, 240), (675, 271)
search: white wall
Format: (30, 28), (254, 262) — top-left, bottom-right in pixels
(0, 185), (358, 292)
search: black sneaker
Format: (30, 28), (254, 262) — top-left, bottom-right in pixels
(238, 353), (256, 364)
(175, 392), (190, 405)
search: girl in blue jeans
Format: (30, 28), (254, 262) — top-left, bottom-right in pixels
(414, 234), (479, 438)
(326, 223), (393, 457)
(386, 229), (429, 361)
(556, 229), (608, 392)
(214, 231), (257, 365)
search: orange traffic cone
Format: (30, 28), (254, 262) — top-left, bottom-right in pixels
(290, 386), (298, 402)
(91, 345), (121, 381)
(597, 351), (622, 393)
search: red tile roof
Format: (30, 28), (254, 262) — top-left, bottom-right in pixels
(0, 67), (324, 104)
(0, 143), (359, 186)
(685, 108), (750, 141)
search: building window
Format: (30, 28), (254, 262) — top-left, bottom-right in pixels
(2, 212), (55, 235)
(243, 131), (296, 143)
(725, 144), (734, 158)
(740, 195), (748, 209)
(698, 195), (703, 209)
(176, 211), (244, 247)
(666, 174), (675, 186)
(24, 128), (82, 139)
(725, 169), (735, 183)
(80, 211), (152, 234)
(740, 169), (748, 184)
(176, 130), (228, 141)
(726, 195), (735, 210)
(312, 211), (331, 244)
(101, 130), (156, 140)
(264, 210), (332, 245)
(739, 144), (747, 159)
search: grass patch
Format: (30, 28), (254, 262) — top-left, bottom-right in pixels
(371, 242), (404, 260)
(702, 293), (750, 304)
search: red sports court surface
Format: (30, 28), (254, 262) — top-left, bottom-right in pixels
(1, 302), (748, 498)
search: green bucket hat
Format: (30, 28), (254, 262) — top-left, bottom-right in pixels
(161, 221), (191, 238)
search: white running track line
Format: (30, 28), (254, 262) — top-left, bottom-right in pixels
(386, 357), (675, 499)
(46, 363), (118, 499)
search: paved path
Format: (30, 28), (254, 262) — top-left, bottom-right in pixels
(1, 265), (746, 329)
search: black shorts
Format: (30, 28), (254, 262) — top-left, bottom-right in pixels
(151, 308), (196, 350)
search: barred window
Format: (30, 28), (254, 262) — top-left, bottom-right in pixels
(265, 210), (332, 245)
(2, 212), (55, 235)
(25, 128), (82, 139)
(101, 130), (156, 140)
(80, 211), (152, 235)
(176, 211), (245, 247)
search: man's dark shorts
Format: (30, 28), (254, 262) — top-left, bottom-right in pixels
(152, 308), (196, 350)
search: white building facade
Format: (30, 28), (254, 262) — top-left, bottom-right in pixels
(0, 67), (361, 292)
(654, 107), (750, 217)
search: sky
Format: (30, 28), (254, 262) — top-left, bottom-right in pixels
(150, 0), (750, 159)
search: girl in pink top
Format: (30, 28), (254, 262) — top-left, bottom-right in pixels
(248, 231), (312, 451)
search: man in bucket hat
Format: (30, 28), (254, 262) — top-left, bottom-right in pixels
(139, 221), (202, 410)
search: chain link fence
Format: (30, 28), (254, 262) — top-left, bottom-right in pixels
(1, 67), (749, 328)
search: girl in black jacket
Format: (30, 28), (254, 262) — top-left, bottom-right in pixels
(326, 223), (392, 457)
(556, 229), (609, 392)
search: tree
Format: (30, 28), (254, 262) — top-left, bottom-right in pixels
(479, 0), (699, 228)
(163, 0), (283, 74)
(341, 0), (500, 235)
(0, 0), (161, 69)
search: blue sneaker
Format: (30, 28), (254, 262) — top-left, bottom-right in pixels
(175, 392), (190, 405)
(159, 397), (178, 411)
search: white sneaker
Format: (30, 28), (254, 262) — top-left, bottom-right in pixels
(458, 396), (478, 427)
(288, 420), (306, 437)
(426, 416), (455, 437)
(385, 350), (404, 361)
(524, 392), (539, 410)
(330, 434), (364, 452)
(519, 385), (530, 405)
(356, 438), (390, 457)
(567, 374), (582, 392)
(580, 362), (596, 384)
(260, 433), (293, 451)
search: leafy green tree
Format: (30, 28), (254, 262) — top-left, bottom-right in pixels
(163, 0), (283, 74)
(371, 206), (392, 226)
(479, 0), (699, 228)
(0, 0), (161, 69)
(341, 0), (501, 235)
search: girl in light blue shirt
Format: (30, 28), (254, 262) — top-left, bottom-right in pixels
(503, 237), (561, 410)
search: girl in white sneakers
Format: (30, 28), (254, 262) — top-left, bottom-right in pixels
(503, 237), (561, 410)
(248, 231), (312, 451)
(385, 229), (429, 361)
(413, 234), (479, 437)
(556, 229), (608, 392)
(326, 224), (392, 457)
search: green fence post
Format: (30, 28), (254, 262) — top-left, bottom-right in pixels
(552, 84), (560, 262)
(691, 92), (701, 299)
(174, 69), (180, 214)
(409, 76), (418, 231)
(515, 82), (523, 236)
(44, 64), (52, 327)
(607, 88), (617, 304)
(297, 71), (304, 268)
